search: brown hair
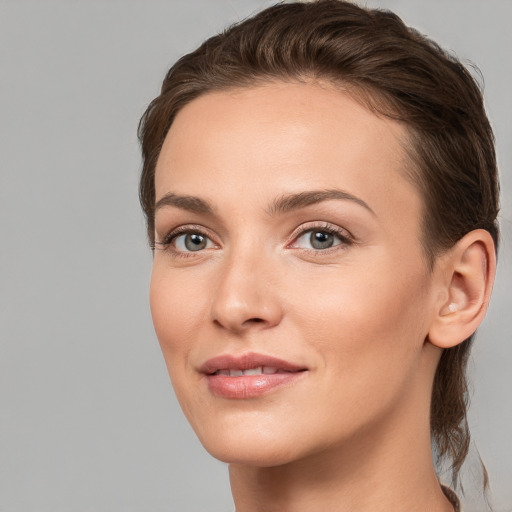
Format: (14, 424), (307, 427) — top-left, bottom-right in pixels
(138, 0), (499, 489)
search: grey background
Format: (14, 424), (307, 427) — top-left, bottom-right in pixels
(0, 1), (510, 511)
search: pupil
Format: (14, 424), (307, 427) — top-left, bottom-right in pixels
(311, 231), (333, 249)
(185, 234), (206, 251)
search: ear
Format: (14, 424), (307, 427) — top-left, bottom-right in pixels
(428, 229), (496, 349)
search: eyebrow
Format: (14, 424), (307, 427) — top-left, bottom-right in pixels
(267, 189), (375, 216)
(154, 189), (375, 217)
(155, 193), (215, 215)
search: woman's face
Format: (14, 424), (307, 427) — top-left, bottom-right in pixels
(150, 81), (440, 465)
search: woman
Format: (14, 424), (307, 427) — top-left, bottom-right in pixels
(138, 1), (499, 510)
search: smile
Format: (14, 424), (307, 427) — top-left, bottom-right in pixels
(200, 353), (308, 398)
(213, 367), (296, 376)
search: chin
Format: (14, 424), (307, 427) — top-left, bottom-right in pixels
(190, 409), (351, 469)
(203, 439), (303, 467)
(189, 412), (314, 467)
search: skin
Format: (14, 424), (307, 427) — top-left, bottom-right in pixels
(149, 81), (492, 511)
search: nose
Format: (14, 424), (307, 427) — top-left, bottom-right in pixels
(211, 249), (283, 334)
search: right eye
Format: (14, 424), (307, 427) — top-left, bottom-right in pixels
(173, 232), (214, 252)
(154, 225), (218, 257)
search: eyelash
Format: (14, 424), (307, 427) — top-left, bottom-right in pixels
(154, 222), (353, 258)
(290, 222), (353, 254)
(154, 224), (215, 258)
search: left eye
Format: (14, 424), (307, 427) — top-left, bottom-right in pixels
(294, 230), (344, 250)
(174, 232), (214, 252)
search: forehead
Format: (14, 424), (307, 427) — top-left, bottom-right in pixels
(155, 81), (421, 231)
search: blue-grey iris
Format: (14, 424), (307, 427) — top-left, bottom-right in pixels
(311, 231), (334, 249)
(185, 233), (207, 251)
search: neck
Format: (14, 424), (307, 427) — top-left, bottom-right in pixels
(229, 347), (454, 512)
(229, 420), (452, 512)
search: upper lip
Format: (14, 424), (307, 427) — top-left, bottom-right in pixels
(199, 352), (307, 375)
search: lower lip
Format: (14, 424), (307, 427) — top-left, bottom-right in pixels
(205, 372), (306, 399)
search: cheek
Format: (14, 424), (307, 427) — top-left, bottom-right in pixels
(280, 265), (431, 449)
(149, 266), (213, 424)
(288, 257), (431, 390)
(149, 267), (208, 369)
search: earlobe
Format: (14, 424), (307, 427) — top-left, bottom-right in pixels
(428, 229), (496, 349)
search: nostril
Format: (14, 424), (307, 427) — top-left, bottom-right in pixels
(213, 317), (264, 328)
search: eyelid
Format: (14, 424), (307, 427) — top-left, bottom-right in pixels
(154, 224), (219, 251)
(287, 221), (354, 249)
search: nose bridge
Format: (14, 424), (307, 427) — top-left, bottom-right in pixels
(211, 237), (282, 332)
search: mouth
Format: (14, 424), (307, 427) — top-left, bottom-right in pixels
(211, 366), (300, 376)
(200, 353), (308, 399)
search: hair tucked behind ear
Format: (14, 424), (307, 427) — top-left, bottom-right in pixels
(431, 339), (476, 487)
(138, 0), (499, 491)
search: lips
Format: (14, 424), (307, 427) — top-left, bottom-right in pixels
(200, 352), (308, 399)
(214, 366), (289, 376)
